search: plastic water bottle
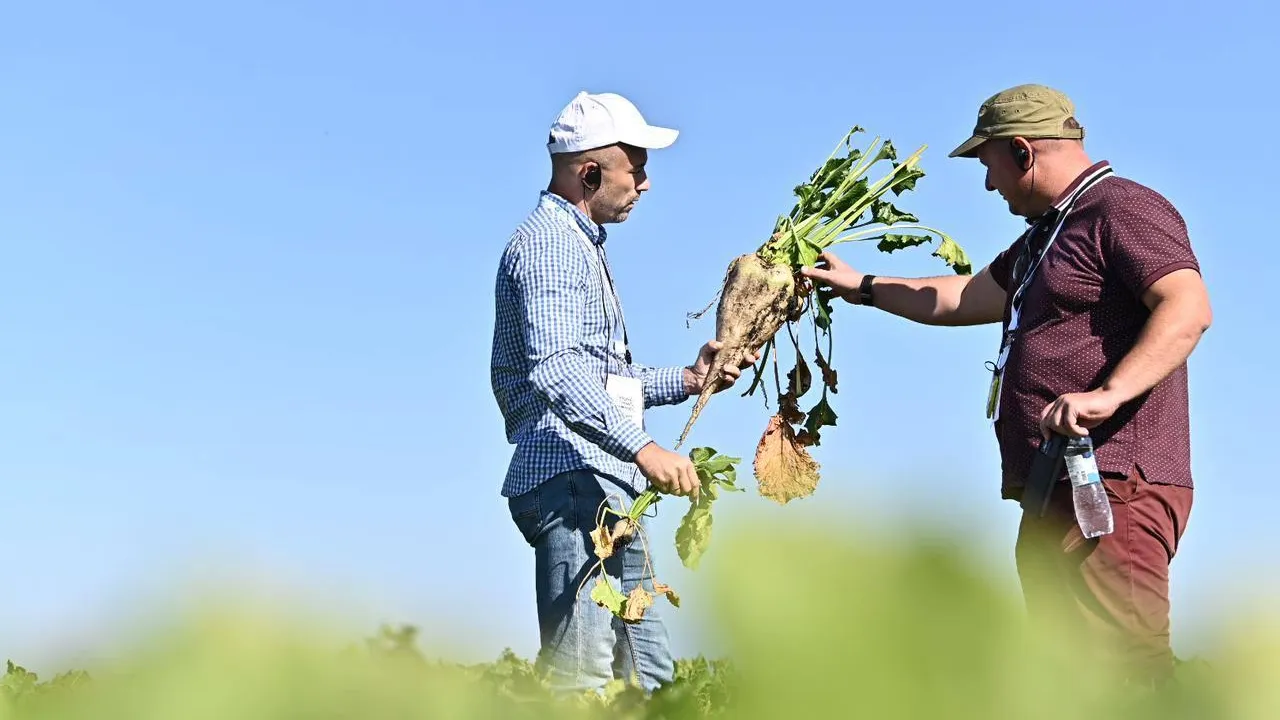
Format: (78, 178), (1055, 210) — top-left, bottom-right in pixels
(1065, 435), (1113, 538)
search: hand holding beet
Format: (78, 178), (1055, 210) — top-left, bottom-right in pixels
(683, 340), (762, 397)
(634, 442), (699, 497)
(800, 252), (864, 302)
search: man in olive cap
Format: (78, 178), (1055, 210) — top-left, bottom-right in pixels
(802, 83), (1213, 686)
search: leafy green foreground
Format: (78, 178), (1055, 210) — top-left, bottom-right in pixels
(3, 519), (1278, 719)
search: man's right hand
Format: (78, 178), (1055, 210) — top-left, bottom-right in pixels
(635, 442), (699, 498)
(801, 251), (864, 302)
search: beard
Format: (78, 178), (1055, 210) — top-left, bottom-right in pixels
(592, 189), (639, 224)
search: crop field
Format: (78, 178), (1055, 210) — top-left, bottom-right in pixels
(3, 516), (1277, 719)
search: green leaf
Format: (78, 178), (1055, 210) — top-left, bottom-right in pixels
(870, 199), (919, 226)
(590, 576), (627, 616)
(692, 451), (743, 490)
(877, 233), (933, 254)
(795, 235), (822, 268)
(803, 395), (839, 445)
(932, 236), (973, 275)
(874, 139), (898, 164)
(676, 451), (745, 570)
(689, 447), (716, 465)
(740, 338), (773, 398)
(676, 502), (713, 570)
(2, 661), (39, 700)
(819, 177), (870, 222)
(814, 287), (835, 331)
(889, 166), (925, 195)
(695, 455), (736, 477)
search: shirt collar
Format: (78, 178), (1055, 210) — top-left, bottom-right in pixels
(1025, 160), (1112, 226)
(541, 191), (607, 246)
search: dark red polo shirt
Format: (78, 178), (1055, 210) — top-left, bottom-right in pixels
(988, 161), (1201, 498)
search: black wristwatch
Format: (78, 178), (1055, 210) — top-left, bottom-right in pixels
(855, 274), (876, 306)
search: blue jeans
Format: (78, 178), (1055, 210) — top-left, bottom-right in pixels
(508, 469), (675, 694)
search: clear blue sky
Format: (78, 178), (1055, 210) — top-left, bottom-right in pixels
(1, 1), (1270, 670)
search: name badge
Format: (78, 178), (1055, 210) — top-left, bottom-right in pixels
(986, 341), (1012, 422)
(606, 374), (645, 428)
(986, 370), (1003, 422)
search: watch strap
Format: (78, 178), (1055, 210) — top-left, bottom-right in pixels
(857, 274), (876, 306)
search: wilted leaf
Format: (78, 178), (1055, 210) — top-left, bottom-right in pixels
(778, 390), (806, 425)
(803, 396), (838, 445)
(787, 348), (812, 399)
(676, 501), (713, 570)
(933, 236), (973, 275)
(814, 346), (837, 393)
(754, 414), (822, 505)
(621, 586), (653, 623)
(877, 233), (933, 254)
(870, 198), (918, 225)
(653, 581), (681, 608)
(590, 524), (614, 560)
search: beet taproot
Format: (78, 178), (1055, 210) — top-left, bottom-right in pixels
(675, 252), (799, 449)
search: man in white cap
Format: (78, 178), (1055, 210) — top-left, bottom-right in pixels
(490, 90), (758, 693)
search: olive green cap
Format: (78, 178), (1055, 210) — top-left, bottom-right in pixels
(949, 84), (1085, 158)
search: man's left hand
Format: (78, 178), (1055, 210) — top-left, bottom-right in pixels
(684, 340), (760, 396)
(1039, 389), (1123, 439)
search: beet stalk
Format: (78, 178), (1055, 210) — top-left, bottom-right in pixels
(674, 126), (973, 452)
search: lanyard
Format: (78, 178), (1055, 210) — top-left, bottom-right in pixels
(984, 166), (1112, 422)
(563, 211), (633, 366)
(994, 166), (1113, 371)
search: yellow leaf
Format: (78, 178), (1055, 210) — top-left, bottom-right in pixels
(653, 581), (680, 608)
(621, 586), (653, 623)
(589, 524), (614, 560)
(753, 414), (821, 505)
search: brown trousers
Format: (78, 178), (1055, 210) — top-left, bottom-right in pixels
(1014, 465), (1193, 685)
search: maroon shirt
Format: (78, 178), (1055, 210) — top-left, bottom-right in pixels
(988, 161), (1200, 498)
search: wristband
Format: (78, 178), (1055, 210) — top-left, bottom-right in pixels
(856, 274), (876, 306)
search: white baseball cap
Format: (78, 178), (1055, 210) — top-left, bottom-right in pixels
(546, 91), (679, 154)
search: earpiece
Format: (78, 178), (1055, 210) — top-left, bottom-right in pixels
(584, 165), (601, 190)
(1010, 139), (1032, 172)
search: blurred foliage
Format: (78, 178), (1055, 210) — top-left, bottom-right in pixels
(2, 518), (1276, 718)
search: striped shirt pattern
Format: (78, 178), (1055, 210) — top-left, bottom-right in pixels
(490, 191), (689, 497)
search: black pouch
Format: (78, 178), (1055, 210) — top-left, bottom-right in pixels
(1021, 433), (1066, 517)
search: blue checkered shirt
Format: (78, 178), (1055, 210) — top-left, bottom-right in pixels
(490, 191), (691, 497)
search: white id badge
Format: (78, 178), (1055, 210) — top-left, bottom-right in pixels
(986, 370), (1003, 422)
(606, 374), (645, 428)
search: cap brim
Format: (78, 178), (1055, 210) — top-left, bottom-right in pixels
(619, 125), (679, 150)
(948, 134), (988, 158)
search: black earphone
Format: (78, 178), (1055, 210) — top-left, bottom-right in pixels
(584, 165), (601, 190)
(1010, 139), (1032, 171)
